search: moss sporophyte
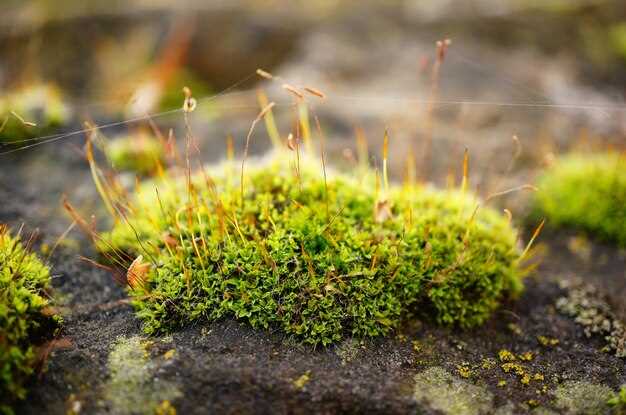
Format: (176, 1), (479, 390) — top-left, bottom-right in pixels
(0, 225), (61, 413)
(87, 143), (527, 346)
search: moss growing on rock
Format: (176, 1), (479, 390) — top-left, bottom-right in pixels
(0, 225), (60, 414)
(0, 84), (70, 143)
(608, 385), (626, 412)
(104, 133), (165, 175)
(99, 152), (524, 346)
(533, 153), (626, 246)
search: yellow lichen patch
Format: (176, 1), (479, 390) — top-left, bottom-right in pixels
(518, 351), (534, 361)
(293, 371), (311, 390)
(456, 363), (472, 379)
(411, 340), (422, 353)
(498, 349), (517, 362)
(413, 367), (493, 415)
(537, 335), (559, 347)
(163, 349), (176, 360)
(155, 400), (176, 415)
(481, 358), (497, 370)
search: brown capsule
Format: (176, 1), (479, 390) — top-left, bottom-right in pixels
(304, 86), (326, 99)
(282, 83), (304, 99)
(256, 68), (274, 80)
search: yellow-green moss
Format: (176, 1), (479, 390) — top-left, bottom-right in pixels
(0, 226), (60, 414)
(608, 385), (626, 411)
(0, 84), (70, 143)
(105, 133), (165, 174)
(99, 152), (524, 346)
(533, 153), (626, 246)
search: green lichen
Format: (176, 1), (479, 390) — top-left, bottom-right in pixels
(553, 381), (614, 415)
(99, 152), (524, 346)
(104, 336), (181, 415)
(105, 133), (165, 175)
(413, 366), (493, 415)
(0, 84), (70, 143)
(0, 226), (61, 414)
(533, 153), (626, 247)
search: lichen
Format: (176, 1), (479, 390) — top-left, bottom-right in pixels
(556, 280), (626, 357)
(532, 153), (626, 247)
(97, 151), (524, 346)
(0, 225), (61, 414)
(413, 366), (493, 415)
(103, 336), (181, 415)
(553, 381), (614, 415)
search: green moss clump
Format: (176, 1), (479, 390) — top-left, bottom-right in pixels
(0, 84), (70, 144)
(0, 226), (60, 414)
(100, 153), (523, 346)
(105, 133), (165, 174)
(533, 153), (626, 246)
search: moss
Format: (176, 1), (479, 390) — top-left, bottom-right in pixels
(104, 336), (181, 415)
(609, 23), (626, 60)
(158, 69), (213, 114)
(0, 84), (70, 143)
(105, 133), (165, 175)
(533, 153), (626, 247)
(413, 366), (493, 415)
(608, 385), (626, 412)
(99, 152), (523, 346)
(553, 381), (614, 415)
(0, 226), (61, 414)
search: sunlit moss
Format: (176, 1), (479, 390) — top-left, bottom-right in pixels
(105, 133), (165, 175)
(99, 152), (524, 346)
(0, 226), (60, 414)
(533, 153), (626, 246)
(0, 84), (70, 143)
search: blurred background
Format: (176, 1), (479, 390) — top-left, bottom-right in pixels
(1, 0), (625, 213)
